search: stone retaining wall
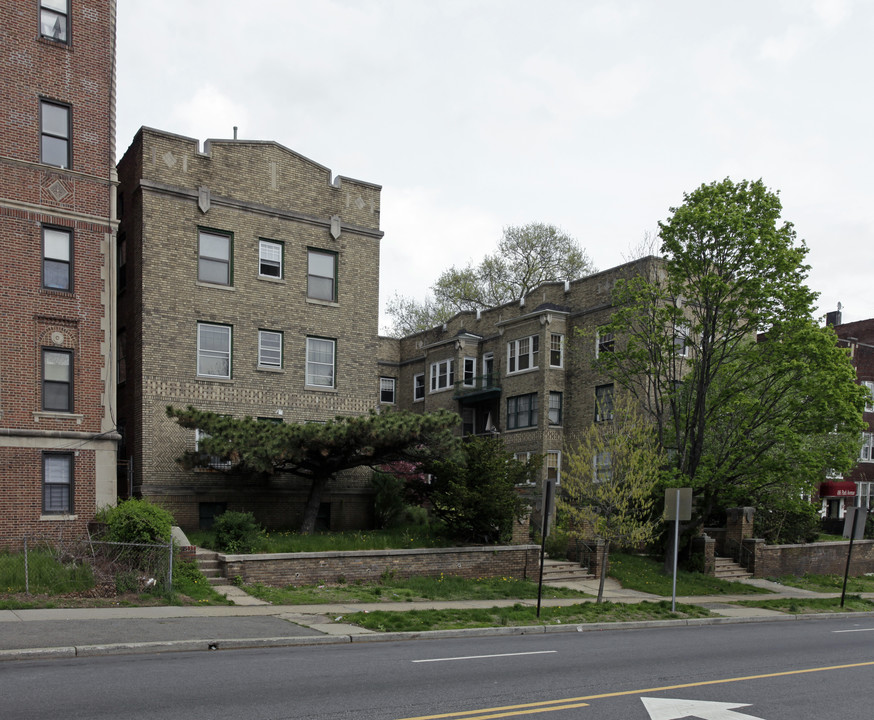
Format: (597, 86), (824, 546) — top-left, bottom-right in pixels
(220, 545), (542, 586)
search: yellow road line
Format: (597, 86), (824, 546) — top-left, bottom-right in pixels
(396, 660), (874, 720)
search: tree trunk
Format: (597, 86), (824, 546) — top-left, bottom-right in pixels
(299, 475), (330, 535)
(597, 539), (610, 603)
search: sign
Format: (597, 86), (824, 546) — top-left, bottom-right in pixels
(820, 480), (856, 498)
(664, 487), (692, 521)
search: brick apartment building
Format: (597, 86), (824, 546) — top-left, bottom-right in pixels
(116, 127), (383, 531)
(819, 313), (874, 518)
(378, 257), (660, 490)
(0, 0), (119, 543)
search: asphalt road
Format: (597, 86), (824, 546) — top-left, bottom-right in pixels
(2, 616), (872, 720)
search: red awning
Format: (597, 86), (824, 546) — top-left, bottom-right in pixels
(819, 481), (857, 497)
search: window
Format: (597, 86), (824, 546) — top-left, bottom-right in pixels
(413, 373), (425, 401)
(198, 229), (232, 285)
(43, 226), (71, 291)
(546, 451), (561, 485)
(43, 348), (72, 411)
(259, 240), (283, 278)
(43, 453), (72, 514)
(306, 337), (335, 387)
(258, 330), (282, 368)
(674, 324), (690, 357)
(117, 329), (126, 384)
(117, 232), (127, 292)
(548, 391), (563, 425)
(861, 433), (874, 463)
(40, 100), (70, 168)
(596, 328), (614, 357)
(593, 451), (612, 483)
(380, 377), (396, 404)
(507, 335), (539, 373)
(463, 357), (476, 387)
(550, 333), (564, 367)
(595, 384), (614, 422)
(482, 353), (494, 387)
(864, 381), (874, 413)
(514, 452), (532, 463)
(40, 0), (69, 42)
(197, 323), (231, 378)
(461, 407), (475, 436)
(507, 393), (538, 430)
(307, 249), (337, 301)
(430, 359), (454, 392)
(195, 429), (232, 471)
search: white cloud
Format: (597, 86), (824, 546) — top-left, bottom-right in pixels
(168, 86), (251, 143)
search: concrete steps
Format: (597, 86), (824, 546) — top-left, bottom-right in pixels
(713, 556), (752, 580)
(541, 558), (594, 583)
(195, 548), (227, 585)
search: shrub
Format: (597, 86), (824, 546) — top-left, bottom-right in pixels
(544, 530), (570, 560)
(104, 498), (174, 545)
(371, 471), (407, 529)
(754, 502), (820, 545)
(212, 511), (264, 554)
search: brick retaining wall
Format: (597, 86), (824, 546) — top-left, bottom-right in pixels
(744, 538), (874, 578)
(220, 545), (542, 586)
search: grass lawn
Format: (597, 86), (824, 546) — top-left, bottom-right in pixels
(337, 600), (713, 632)
(243, 574), (592, 605)
(731, 596), (874, 614)
(771, 573), (874, 594)
(609, 553), (773, 596)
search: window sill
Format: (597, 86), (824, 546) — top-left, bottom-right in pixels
(257, 275), (286, 284)
(40, 288), (75, 297)
(505, 426), (537, 433)
(195, 376), (234, 383)
(306, 298), (339, 308)
(195, 281), (236, 291)
(505, 367), (539, 377)
(257, 366), (284, 373)
(429, 387), (453, 395)
(305, 385), (338, 393)
(414, 397), (425, 403)
(40, 514), (78, 521)
(33, 411), (84, 424)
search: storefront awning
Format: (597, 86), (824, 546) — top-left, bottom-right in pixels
(819, 480), (856, 497)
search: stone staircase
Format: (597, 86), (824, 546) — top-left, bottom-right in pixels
(540, 558), (594, 584)
(195, 547), (227, 585)
(713, 556), (752, 580)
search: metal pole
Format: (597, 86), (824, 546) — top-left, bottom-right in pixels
(841, 508), (860, 608)
(167, 541), (174, 593)
(536, 480), (554, 619)
(671, 490), (680, 612)
(24, 536), (29, 596)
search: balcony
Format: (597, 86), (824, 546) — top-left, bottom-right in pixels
(453, 372), (501, 401)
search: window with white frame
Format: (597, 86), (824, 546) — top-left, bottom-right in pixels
(860, 432), (874, 463)
(463, 357), (476, 386)
(259, 239), (283, 278)
(258, 330), (282, 368)
(198, 229), (232, 285)
(514, 452), (532, 463)
(674, 323), (690, 357)
(43, 348), (73, 411)
(507, 335), (539, 373)
(413, 373), (425, 401)
(197, 323), (232, 378)
(593, 451), (612, 483)
(596, 327), (614, 357)
(595, 384), (614, 422)
(43, 225), (72, 291)
(856, 482), (871, 510)
(380, 377), (396, 404)
(548, 391), (563, 425)
(40, 0), (69, 42)
(549, 333), (564, 367)
(430, 359), (454, 392)
(40, 100), (70, 168)
(482, 353), (494, 387)
(306, 337), (335, 387)
(507, 393), (538, 430)
(307, 249), (337, 301)
(864, 381), (874, 413)
(43, 452), (73, 513)
(546, 451), (561, 484)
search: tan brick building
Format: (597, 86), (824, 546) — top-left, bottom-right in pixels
(116, 128), (383, 531)
(380, 257), (659, 490)
(0, 0), (119, 544)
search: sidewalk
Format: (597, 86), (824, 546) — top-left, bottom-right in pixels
(2, 576), (871, 661)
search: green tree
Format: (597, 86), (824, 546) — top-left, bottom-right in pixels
(166, 406), (460, 534)
(558, 391), (665, 602)
(425, 436), (532, 543)
(386, 223), (595, 335)
(593, 179), (866, 532)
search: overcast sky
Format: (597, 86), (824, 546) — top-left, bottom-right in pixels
(117, 1), (873, 332)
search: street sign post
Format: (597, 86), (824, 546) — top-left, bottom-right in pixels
(665, 488), (692, 611)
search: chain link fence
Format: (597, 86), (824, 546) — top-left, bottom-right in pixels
(19, 526), (173, 597)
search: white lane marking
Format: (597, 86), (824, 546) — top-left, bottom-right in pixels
(412, 651), (557, 663)
(833, 627), (874, 633)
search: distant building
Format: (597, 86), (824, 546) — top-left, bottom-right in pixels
(116, 128), (383, 531)
(0, 0), (119, 543)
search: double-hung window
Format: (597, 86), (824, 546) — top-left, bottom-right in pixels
(40, 0), (69, 42)
(307, 249), (337, 301)
(40, 100), (70, 168)
(549, 333), (564, 367)
(463, 357), (476, 386)
(861, 433), (874, 463)
(596, 327), (614, 357)
(593, 451), (613, 483)
(197, 323), (232, 378)
(864, 381), (874, 413)
(380, 377), (396, 404)
(674, 324), (690, 357)
(198, 230), (232, 285)
(595, 383), (614, 422)
(430, 359), (454, 392)
(507, 393), (538, 430)
(548, 391), (563, 425)
(43, 226), (72, 291)
(258, 330), (282, 368)
(259, 240), (283, 278)
(546, 451), (561, 485)
(43, 348), (73, 412)
(306, 337), (335, 387)
(413, 373), (425, 401)
(43, 453), (73, 514)
(507, 335), (539, 373)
